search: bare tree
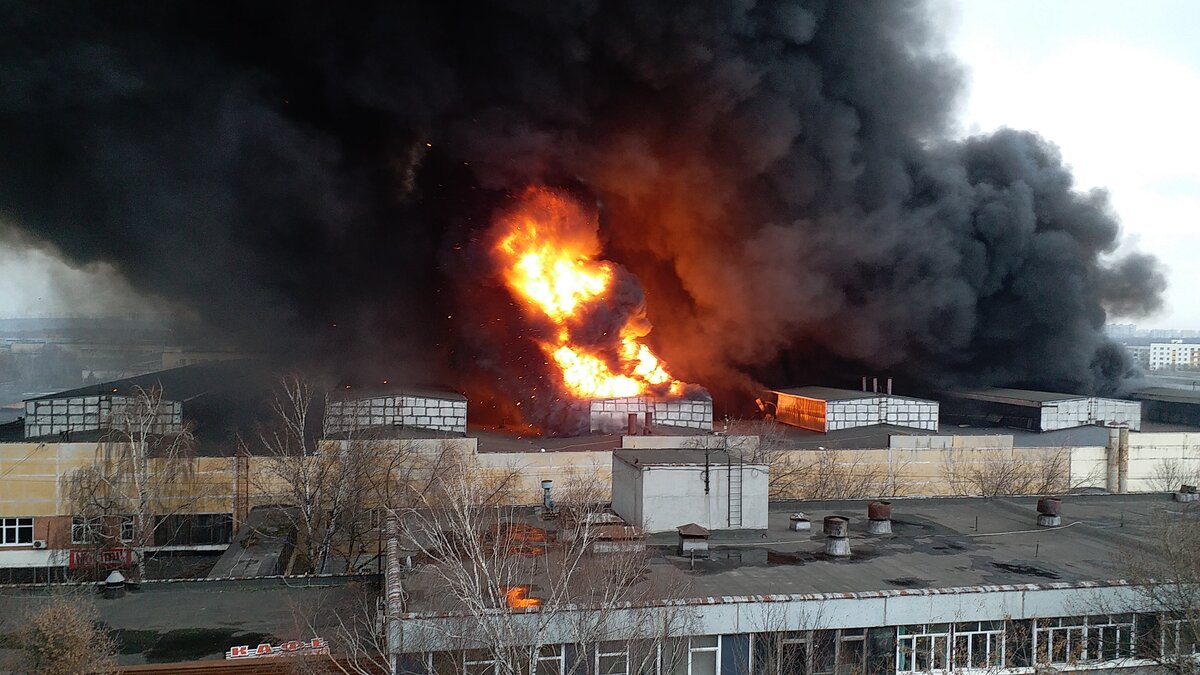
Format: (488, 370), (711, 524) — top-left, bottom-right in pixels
(66, 385), (202, 580)
(391, 450), (693, 674)
(7, 592), (117, 675)
(1149, 458), (1200, 494)
(1114, 503), (1200, 674)
(939, 447), (1075, 498)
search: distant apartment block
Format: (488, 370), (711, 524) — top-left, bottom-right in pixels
(1150, 340), (1200, 371)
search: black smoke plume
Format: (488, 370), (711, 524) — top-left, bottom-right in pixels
(0, 1), (1164, 419)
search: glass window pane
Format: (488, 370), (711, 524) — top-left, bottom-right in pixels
(954, 634), (970, 667)
(812, 631), (836, 674)
(690, 649), (717, 675)
(691, 635), (718, 649)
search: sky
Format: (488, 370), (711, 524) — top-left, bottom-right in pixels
(945, 0), (1200, 329)
(1, 1), (1197, 329)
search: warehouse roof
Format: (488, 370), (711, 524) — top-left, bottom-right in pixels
(23, 360), (264, 402)
(728, 420), (1112, 450)
(614, 448), (744, 467)
(942, 387), (1089, 406)
(330, 384), (467, 402)
(1131, 387), (1200, 405)
(397, 493), (1171, 616)
(770, 386), (881, 401)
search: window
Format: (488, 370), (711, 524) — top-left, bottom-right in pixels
(686, 636), (719, 675)
(118, 515), (135, 543)
(71, 516), (103, 545)
(462, 649), (495, 675)
(153, 513), (233, 546)
(1035, 615), (1136, 665)
(1162, 616), (1199, 659)
(897, 624), (951, 673)
(533, 644), (564, 675)
(755, 629), (867, 675)
(598, 641), (629, 675)
(952, 621), (1004, 670)
(0, 517), (33, 546)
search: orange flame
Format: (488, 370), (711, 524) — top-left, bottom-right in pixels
(493, 188), (682, 399)
(504, 586), (542, 609)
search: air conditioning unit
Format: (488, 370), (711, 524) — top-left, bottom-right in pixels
(31, 540), (48, 550)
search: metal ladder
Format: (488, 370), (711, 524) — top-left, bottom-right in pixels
(728, 459), (743, 528)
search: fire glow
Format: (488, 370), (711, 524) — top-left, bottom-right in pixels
(493, 187), (682, 399)
(504, 585), (542, 609)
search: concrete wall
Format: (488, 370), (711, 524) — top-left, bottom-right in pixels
(324, 394), (468, 434)
(611, 459), (769, 532)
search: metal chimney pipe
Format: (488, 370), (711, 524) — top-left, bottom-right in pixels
(627, 413), (638, 436)
(886, 378), (893, 395)
(823, 516), (851, 557)
(862, 376), (868, 392)
(644, 411), (654, 434)
(872, 377), (879, 393)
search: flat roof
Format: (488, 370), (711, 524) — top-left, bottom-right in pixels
(728, 421), (1113, 450)
(613, 448), (739, 466)
(0, 576), (370, 666)
(23, 360), (264, 402)
(943, 387), (1089, 406)
(1131, 387), (1200, 405)
(332, 384), (467, 402)
(397, 493), (1169, 614)
(771, 386), (880, 402)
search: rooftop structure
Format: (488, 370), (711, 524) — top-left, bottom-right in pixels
(570, 394), (714, 435)
(941, 387), (1142, 432)
(766, 386), (939, 433)
(1131, 387), (1200, 428)
(611, 449), (769, 532)
(390, 493), (1194, 673)
(323, 386), (468, 436)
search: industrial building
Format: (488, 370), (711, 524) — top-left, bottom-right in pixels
(323, 386), (469, 435)
(765, 386), (939, 433)
(1131, 387), (1200, 427)
(387, 491), (1196, 674)
(941, 387), (1142, 431)
(610, 449), (769, 532)
(575, 394), (714, 434)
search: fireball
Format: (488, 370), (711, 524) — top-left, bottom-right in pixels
(493, 187), (683, 399)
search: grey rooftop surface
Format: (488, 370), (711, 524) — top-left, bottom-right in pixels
(396, 494), (1173, 616)
(770, 386), (881, 402)
(614, 448), (742, 467)
(0, 576), (373, 665)
(637, 494), (1163, 598)
(942, 387), (1089, 406)
(1132, 387), (1200, 405)
(727, 420), (1113, 450)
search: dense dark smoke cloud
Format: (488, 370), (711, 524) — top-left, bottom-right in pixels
(0, 1), (1164, 411)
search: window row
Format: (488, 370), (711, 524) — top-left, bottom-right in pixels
(0, 515), (234, 549)
(402, 614), (1198, 675)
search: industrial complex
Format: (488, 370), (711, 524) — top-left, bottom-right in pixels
(0, 364), (1199, 672)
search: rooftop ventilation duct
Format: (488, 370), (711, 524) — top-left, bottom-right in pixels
(1036, 496), (1062, 527)
(1175, 484), (1198, 503)
(867, 500), (892, 535)
(823, 516), (850, 557)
